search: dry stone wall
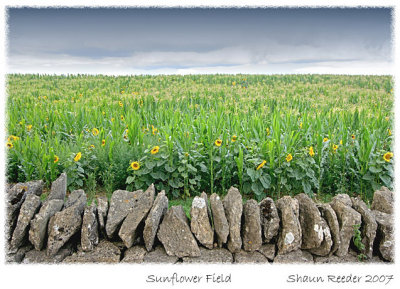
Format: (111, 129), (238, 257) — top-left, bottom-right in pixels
(5, 173), (394, 264)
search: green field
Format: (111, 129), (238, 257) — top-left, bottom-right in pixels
(6, 74), (393, 203)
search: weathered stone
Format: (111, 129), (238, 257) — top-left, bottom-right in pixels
(183, 247), (233, 263)
(210, 193), (229, 247)
(372, 210), (394, 262)
(314, 254), (360, 264)
(351, 197), (377, 259)
(333, 193), (353, 207)
(330, 195), (362, 257)
(10, 194), (41, 252)
(317, 203), (340, 256)
(47, 173), (67, 201)
(223, 187), (243, 253)
(200, 192), (212, 220)
(190, 196), (214, 249)
(105, 189), (140, 238)
(6, 180), (44, 241)
(143, 190), (168, 251)
(257, 244), (276, 261)
(47, 206), (82, 256)
(121, 246), (147, 263)
(96, 195), (108, 237)
(274, 250), (314, 264)
(143, 246), (179, 264)
(23, 247), (73, 263)
(371, 187), (394, 214)
(81, 203), (99, 252)
(29, 199), (64, 250)
(65, 189), (87, 214)
(259, 197), (280, 243)
(242, 199), (262, 252)
(234, 250), (269, 263)
(157, 206), (200, 258)
(119, 184), (155, 248)
(276, 196), (302, 254)
(6, 244), (33, 263)
(63, 240), (121, 263)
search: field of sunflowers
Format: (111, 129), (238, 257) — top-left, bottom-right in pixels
(6, 74), (393, 202)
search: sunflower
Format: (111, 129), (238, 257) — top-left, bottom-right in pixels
(101, 139), (106, 146)
(130, 161), (140, 170)
(6, 142), (13, 149)
(266, 127), (270, 135)
(323, 138), (328, 143)
(299, 122), (303, 129)
(151, 146), (160, 155)
(215, 139), (222, 147)
(232, 81), (236, 86)
(120, 115), (125, 121)
(351, 134), (355, 140)
(388, 129), (392, 136)
(119, 101), (123, 107)
(74, 152), (82, 162)
(90, 144), (95, 149)
(26, 124), (32, 132)
(92, 128), (99, 136)
(231, 135), (237, 142)
(111, 117), (115, 122)
(340, 139), (343, 145)
(309, 146), (315, 157)
(286, 153), (293, 162)
(54, 155), (59, 163)
(383, 152), (393, 162)
(256, 160), (267, 170)
(332, 144), (338, 152)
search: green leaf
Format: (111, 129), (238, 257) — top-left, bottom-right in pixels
(379, 174), (391, 186)
(247, 168), (256, 182)
(145, 161), (156, 170)
(126, 176), (135, 184)
(369, 166), (382, 173)
(302, 179), (312, 196)
(165, 163), (175, 173)
(187, 164), (197, 173)
(251, 182), (263, 195)
(259, 174), (271, 189)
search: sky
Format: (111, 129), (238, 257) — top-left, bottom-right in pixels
(7, 7), (393, 75)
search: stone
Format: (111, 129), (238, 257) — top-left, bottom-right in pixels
(65, 189), (87, 214)
(274, 250), (314, 264)
(257, 244), (276, 261)
(143, 246), (179, 264)
(259, 197), (280, 243)
(119, 184), (155, 248)
(47, 173), (67, 201)
(276, 196), (302, 254)
(105, 189), (140, 238)
(96, 195), (108, 236)
(157, 206), (200, 258)
(332, 193), (353, 207)
(372, 210), (394, 262)
(121, 246), (147, 263)
(6, 180), (43, 241)
(10, 194), (41, 252)
(183, 247), (233, 263)
(63, 240), (121, 263)
(200, 192), (212, 220)
(29, 199), (64, 250)
(190, 196), (214, 249)
(81, 203), (99, 252)
(234, 250), (269, 263)
(47, 206), (82, 256)
(23, 247), (73, 263)
(330, 195), (362, 257)
(242, 199), (262, 252)
(143, 190), (168, 251)
(6, 244), (33, 263)
(371, 187), (394, 214)
(210, 193), (229, 247)
(314, 254), (360, 264)
(351, 197), (377, 259)
(317, 203), (340, 256)
(223, 187), (243, 253)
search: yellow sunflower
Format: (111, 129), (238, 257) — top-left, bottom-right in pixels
(256, 160), (267, 170)
(383, 152), (393, 162)
(231, 135), (237, 142)
(26, 124), (32, 132)
(54, 155), (59, 163)
(151, 146), (160, 155)
(74, 152), (82, 162)
(215, 139), (222, 147)
(309, 146), (315, 157)
(323, 137), (328, 143)
(6, 142), (13, 149)
(119, 101), (123, 107)
(351, 134), (355, 140)
(130, 161), (140, 170)
(286, 153), (293, 162)
(92, 128), (99, 136)
(101, 139), (106, 146)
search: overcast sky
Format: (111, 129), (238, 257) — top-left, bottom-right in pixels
(7, 8), (393, 75)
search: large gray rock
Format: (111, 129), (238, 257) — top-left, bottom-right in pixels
(371, 187), (394, 214)
(183, 247), (233, 263)
(6, 180), (43, 241)
(119, 184), (155, 248)
(143, 190), (168, 251)
(143, 246), (179, 264)
(317, 203), (340, 256)
(81, 203), (99, 252)
(157, 206), (200, 258)
(105, 189), (140, 238)
(372, 210), (394, 262)
(242, 199), (262, 252)
(223, 187), (243, 253)
(259, 197), (280, 243)
(96, 195), (108, 237)
(47, 173), (67, 201)
(330, 194), (361, 257)
(276, 196), (302, 254)
(210, 193), (229, 247)
(10, 194), (41, 252)
(29, 199), (64, 250)
(63, 240), (121, 263)
(234, 250), (269, 263)
(200, 192), (212, 220)
(274, 250), (314, 264)
(121, 246), (147, 263)
(65, 189), (87, 214)
(6, 244), (33, 263)
(351, 197), (377, 259)
(23, 246), (73, 264)
(257, 244), (276, 261)
(47, 206), (82, 256)
(190, 196), (214, 249)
